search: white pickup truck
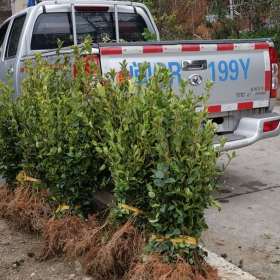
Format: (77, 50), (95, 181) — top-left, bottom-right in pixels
(0, 0), (279, 150)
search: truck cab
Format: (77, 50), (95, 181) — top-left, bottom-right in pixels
(0, 1), (159, 94)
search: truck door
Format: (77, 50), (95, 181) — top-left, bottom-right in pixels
(3, 14), (26, 94)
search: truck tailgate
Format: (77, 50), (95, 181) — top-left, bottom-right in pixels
(99, 41), (273, 114)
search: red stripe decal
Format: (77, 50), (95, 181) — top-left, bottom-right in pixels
(217, 44), (234, 51)
(238, 101), (253, 111)
(143, 45), (163, 53)
(254, 42), (269, 50)
(265, 71), (271, 91)
(181, 44), (200, 52)
(100, 47), (122, 55)
(208, 105), (221, 113)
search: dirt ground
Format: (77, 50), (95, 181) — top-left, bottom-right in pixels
(0, 219), (91, 280)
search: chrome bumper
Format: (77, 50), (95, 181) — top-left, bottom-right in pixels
(214, 112), (280, 151)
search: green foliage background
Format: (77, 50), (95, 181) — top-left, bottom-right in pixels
(137, 0), (280, 53)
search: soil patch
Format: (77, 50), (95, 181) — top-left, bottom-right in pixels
(0, 218), (87, 280)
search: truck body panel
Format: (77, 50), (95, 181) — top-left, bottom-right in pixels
(100, 42), (271, 109)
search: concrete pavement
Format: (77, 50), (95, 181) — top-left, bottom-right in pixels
(203, 104), (280, 280)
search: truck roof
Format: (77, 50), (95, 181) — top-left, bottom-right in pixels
(29, 0), (138, 7)
(37, 0), (135, 5)
(42, 0), (133, 3)
(1, 0), (147, 27)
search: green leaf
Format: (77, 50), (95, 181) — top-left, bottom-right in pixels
(148, 191), (156, 198)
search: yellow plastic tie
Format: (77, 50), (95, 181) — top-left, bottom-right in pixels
(16, 171), (41, 183)
(55, 204), (70, 214)
(170, 236), (197, 246)
(150, 234), (197, 246)
(119, 203), (144, 216)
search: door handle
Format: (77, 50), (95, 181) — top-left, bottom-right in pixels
(182, 60), (207, 71)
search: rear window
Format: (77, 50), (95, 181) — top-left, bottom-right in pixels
(76, 12), (115, 44)
(31, 10), (149, 50)
(76, 11), (147, 43)
(31, 13), (73, 50)
(118, 13), (146, 42)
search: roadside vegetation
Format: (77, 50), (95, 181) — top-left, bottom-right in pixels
(0, 39), (224, 279)
(139, 0), (280, 53)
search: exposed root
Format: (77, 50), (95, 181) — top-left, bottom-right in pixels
(166, 262), (195, 280)
(124, 255), (172, 280)
(41, 215), (100, 259)
(5, 185), (51, 232)
(85, 221), (144, 280)
(1, 185), (219, 280)
(64, 215), (102, 259)
(125, 255), (220, 280)
(199, 264), (220, 280)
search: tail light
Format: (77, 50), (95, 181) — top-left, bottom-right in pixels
(263, 119), (280, 133)
(269, 47), (279, 98)
(73, 54), (101, 77)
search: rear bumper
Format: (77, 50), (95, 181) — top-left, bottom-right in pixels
(214, 112), (280, 151)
